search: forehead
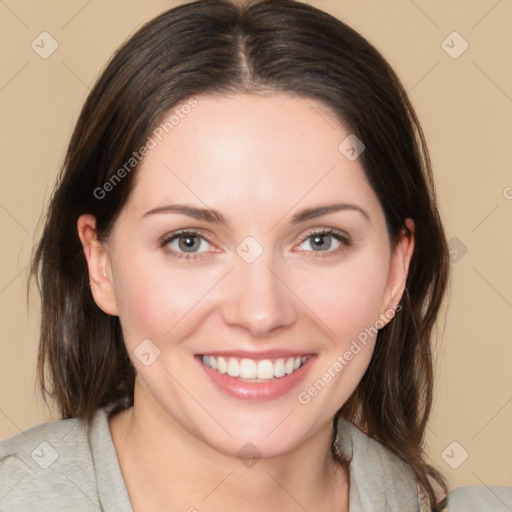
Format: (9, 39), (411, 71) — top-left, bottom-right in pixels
(124, 93), (381, 223)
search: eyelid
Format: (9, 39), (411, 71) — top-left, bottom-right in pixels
(296, 226), (350, 244)
(158, 228), (219, 262)
(292, 227), (351, 257)
(159, 229), (217, 251)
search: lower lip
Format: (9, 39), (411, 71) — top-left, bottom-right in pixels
(196, 356), (315, 401)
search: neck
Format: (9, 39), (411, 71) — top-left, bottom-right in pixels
(109, 377), (349, 512)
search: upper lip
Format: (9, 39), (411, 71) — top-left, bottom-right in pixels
(198, 350), (313, 360)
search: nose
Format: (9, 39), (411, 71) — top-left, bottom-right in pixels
(220, 254), (299, 337)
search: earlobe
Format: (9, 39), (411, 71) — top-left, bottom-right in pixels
(379, 218), (415, 323)
(77, 214), (119, 316)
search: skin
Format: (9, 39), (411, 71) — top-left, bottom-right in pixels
(78, 92), (414, 512)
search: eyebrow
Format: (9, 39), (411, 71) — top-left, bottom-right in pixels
(143, 202), (370, 224)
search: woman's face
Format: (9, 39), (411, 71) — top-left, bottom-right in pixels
(80, 92), (413, 458)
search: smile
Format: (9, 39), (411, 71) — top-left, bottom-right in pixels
(201, 355), (309, 381)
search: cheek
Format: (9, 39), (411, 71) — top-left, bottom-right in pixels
(293, 257), (389, 412)
(111, 252), (218, 343)
(295, 253), (390, 342)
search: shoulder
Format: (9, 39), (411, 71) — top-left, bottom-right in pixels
(335, 420), (512, 512)
(0, 412), (100, 511)
(445, 485), (512, 511)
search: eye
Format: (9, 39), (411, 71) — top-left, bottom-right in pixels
(296, 228), (350, 255)
(159, 228), (350, 261)
(160, 230), (214, 261)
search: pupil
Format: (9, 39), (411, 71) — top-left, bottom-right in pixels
(312, 234), (330, 251)
(179, 235), (199, 252)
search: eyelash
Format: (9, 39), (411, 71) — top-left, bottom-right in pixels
(159, 228), (351, 262)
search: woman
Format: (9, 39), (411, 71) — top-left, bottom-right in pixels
(1, 0), (454, 510)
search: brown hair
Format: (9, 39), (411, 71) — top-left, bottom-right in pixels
(30, 0), (449, 508)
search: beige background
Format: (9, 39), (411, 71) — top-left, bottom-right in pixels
(1, 0), (511, 490)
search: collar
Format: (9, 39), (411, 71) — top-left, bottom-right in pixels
(90, 408), (421, 512)
(335, 417), (421, 512)
(90, 408), (134, 512)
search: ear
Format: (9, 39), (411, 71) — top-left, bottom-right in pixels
(77, 214), (119, 316)
(378, 218), (415, 325)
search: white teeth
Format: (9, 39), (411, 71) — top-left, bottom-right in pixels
(257, 360), (274, 379)
(285, 358), (294, 375)
(202, 355), (308, 380)
(227, 358), (240, 377)
(217, 356), (227, 374)
(239, 358), (257, 379)
(273, 358), (286, 377)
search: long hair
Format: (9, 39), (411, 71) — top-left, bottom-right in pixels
(30, 0), (450, 508)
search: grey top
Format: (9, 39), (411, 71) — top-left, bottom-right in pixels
(0, 408), (510, 511)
